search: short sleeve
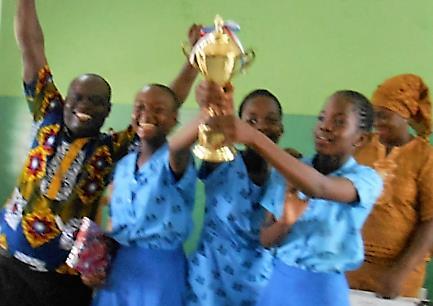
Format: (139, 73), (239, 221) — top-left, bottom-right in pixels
(167, 153), (197, 192)
(160, 149), (197, 206)
(23, 66), (63, 121)
(417, 149), (433, 221)
(260, 169), (286, 218)
(342, 165), (383, 209)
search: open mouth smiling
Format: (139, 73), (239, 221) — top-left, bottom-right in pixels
(316, 135), (333, 144)
(73, 110), (93, 122)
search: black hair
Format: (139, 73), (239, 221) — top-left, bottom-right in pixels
(334, 90), (374, 132)
(148, 83), (180, 110)
(238, 89), (283, 118)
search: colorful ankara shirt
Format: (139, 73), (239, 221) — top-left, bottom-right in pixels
(0, 66), (134, 273)
(261, 157), (383, 273)
(109, 144), (197, 249)
(187, 154), (274, 306)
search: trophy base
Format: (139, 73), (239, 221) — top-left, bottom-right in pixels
(193, 144), (236, 162)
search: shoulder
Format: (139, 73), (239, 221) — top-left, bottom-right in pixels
(410, 136), (433, 157)
(342, 160), (383, 206)
(345, 159), (382, 183)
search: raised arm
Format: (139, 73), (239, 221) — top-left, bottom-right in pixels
(168, 79), (235, 175)
(169, 24), (201, 104)
(208, 116), (359, 203)
(249, 129), (357, 202)
(168, 110), (206, 177)
(15, 0), (48, 83)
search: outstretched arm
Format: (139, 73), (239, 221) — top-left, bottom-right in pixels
(169, 24), (201, 104)
(249, 128), (357, 202)
(15, 0), (48, 83)
(208, 116), (359, 203)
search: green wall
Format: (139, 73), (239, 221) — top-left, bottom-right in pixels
(3, 0), (433, 113)
(1, 0), (433, 295)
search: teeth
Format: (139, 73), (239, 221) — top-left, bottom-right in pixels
(318, 136), (332, 142)
(136, 122), (156, 138)
(138, 122), (155, 128)
(75, 112), (92, 121)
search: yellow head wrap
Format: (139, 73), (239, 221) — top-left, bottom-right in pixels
(372, 74), (432, 137)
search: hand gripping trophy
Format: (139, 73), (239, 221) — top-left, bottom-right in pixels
(184, 15), (255, 162)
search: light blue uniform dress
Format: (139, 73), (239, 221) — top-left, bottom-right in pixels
(188, 154), (274, 306)
(93, 144), (196, 306)
(256, 157), (383, 306)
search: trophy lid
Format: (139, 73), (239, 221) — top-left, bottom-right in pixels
(186, 15), (254, 86)
(190, 15), (245, 59)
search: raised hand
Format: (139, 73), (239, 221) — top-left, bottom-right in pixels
(195, 80), (234, 115)
(188, 23), (203, 47)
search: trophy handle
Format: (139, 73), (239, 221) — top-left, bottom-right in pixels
(181, 42), (200, 70)
(232, 49), (255, 76)
(181, 42), (191, 58)
(240, 49), (255, 72)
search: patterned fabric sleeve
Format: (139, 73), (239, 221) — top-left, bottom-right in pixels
(110, 125), (136, 162)
(260, 169), (286, 218)
(418, 148), (433, 221)
(342, 166), (383, 209)
(163, 152), (197, 205)
(23, 65), (63, 122)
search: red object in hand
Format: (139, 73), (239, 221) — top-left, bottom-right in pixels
(66, 217), (111, 277)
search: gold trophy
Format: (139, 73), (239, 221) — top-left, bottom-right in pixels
(184, 15), (255, 162)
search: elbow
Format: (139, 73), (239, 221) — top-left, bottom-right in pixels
(304, 180), (328, 199)
(259, 232), (274, 249)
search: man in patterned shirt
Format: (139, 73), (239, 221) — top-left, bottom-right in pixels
(0, 1), (198, 305)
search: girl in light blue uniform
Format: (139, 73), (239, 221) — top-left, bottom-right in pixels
(187, 87), (285, 306)
(258, 157), (382, 306)
(210, 90), (383, 306)
(92, 84), (199, 306)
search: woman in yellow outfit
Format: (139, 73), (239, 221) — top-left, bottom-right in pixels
(347, 74), (433, 299)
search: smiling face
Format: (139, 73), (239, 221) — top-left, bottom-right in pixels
(131, 85), (178, 143)
(240, 96), (283, 144)
(373, 106), (409, 146)
(314, 94), (364, 159)
(64, 75), (111, 139)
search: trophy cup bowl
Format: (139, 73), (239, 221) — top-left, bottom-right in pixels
(184, 15), (255, 162)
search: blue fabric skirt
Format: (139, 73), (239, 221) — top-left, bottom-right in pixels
(187, 232), (273, 306)
(92, 245), (186, 306)
(256, 259), (350, 306)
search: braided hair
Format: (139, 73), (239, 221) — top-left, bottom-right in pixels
(334, 90), (374, 132)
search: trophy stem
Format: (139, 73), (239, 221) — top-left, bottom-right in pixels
(192, 141), (236, 162)
(192, 109), (237, 162)
(184, 14), (252, 162)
